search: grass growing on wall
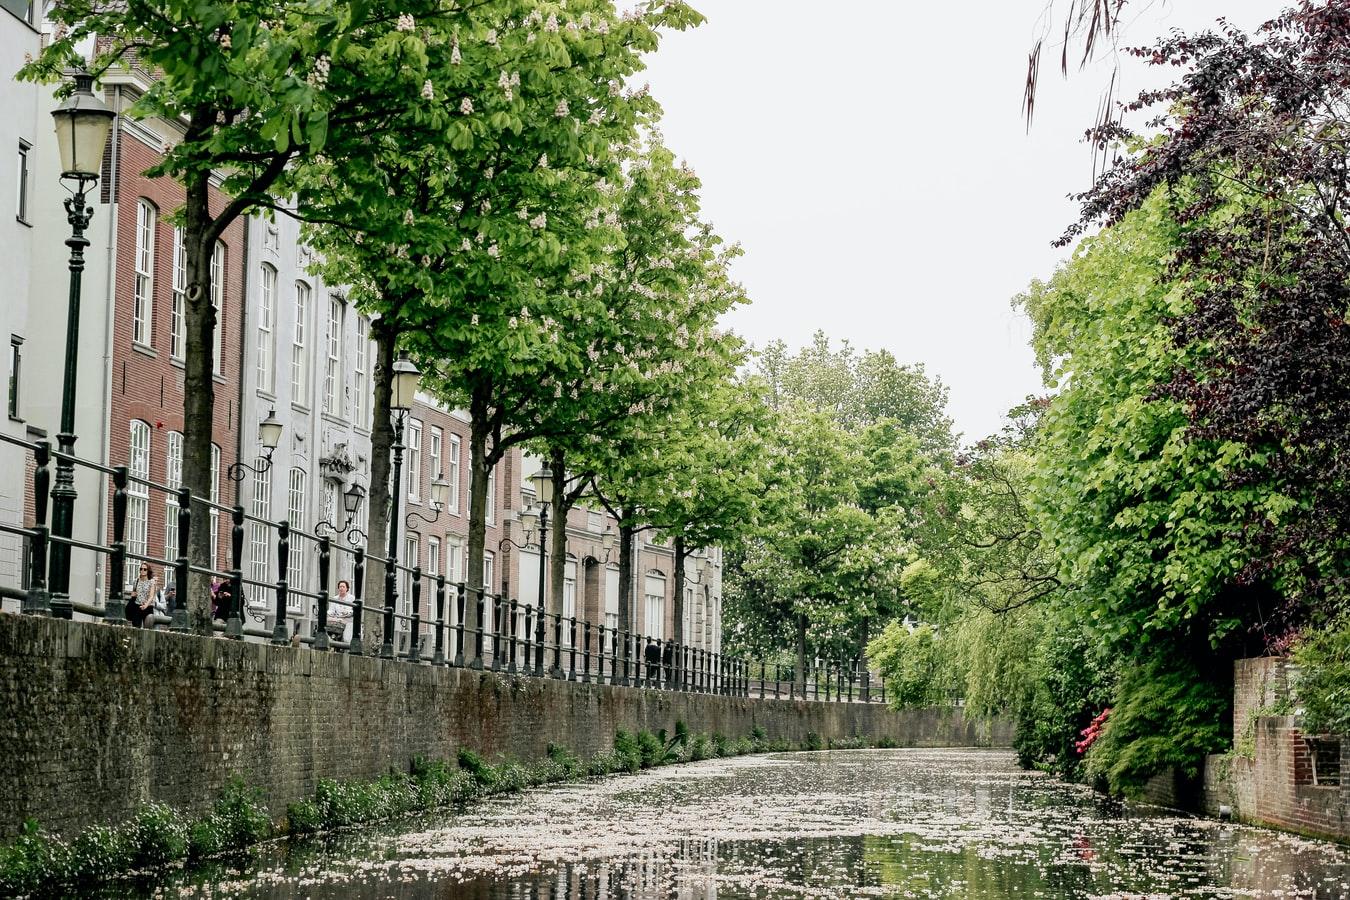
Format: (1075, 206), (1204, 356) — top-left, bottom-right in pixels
(0, 725), (878, 896)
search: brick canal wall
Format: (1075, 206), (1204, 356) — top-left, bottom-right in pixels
(1200, 657), (1350, 842)
(0, 615), (1012, 840)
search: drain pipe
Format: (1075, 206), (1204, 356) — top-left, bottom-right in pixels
(94, 83), (123, 606)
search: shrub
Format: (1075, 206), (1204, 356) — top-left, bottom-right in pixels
(586, 749), (628, 777)
(1294, 621), (1350, 737)
(129, 803), (190, 868)
(188, 778), (272, 859)
(688, 734), (713, 761)
(636, 730), (676, 768)
(803, 732), (824, 751)
(875, 736), (897, 749)
(457, 748), (499, 790)
(612, 730), (642, 773)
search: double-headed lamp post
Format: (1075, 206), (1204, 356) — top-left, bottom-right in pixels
(516, 465), (554, 623)
(381, 356), (420, 659)
(47, 71), (116, 618)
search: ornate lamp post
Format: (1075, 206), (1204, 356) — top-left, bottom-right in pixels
(316, 480), (367, 546)
(226, 409), (283, 482)
(530, 464), (554, 618)
(405, 476), (449, 528)
(381, 356), (420, 658)
(46, 71), (115, 618)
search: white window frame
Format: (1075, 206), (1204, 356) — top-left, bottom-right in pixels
(447, 536), (464, 585)
(402, 535), (419, 620)
(483, 550), (495, 594)
(257, 264), (276, 393)
(428, 536), (441, 580)
(170, 227), (186, 361)
(485, 464), (496, 525)
(354, 316), (370, 429)
(323, 296), (341, 415)
(644, 573), (666, 641)
(163, 431), (182, 584)
(209, 444), (221, 570)
(286, 467), (306, 605)
(406, 419), (422, 501)
(248, 464), (272, 607)
(211, 242), (225, 375)
(126, 421), (151, 586)
(291, 281), (311, 403)
(429, 427), (443, 483)
(133, 200), (156, 347)
(16, 141), (30, 222)
(447, 434), (461, 514)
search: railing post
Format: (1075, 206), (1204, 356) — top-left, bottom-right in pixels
(550, 613), (564, 679)
(569, 617), (579, 681)
(433, 575), (447, 666)
(24, 441), (52, 615)
(534, 602), (546, 675)
(470, 586), (485, 669)
(774, 663), (781, 700)
(619, 629), (630, 686)
(170, 487), (191, 632)
(314, 535), (332, 651)
(380, 547), (398, 660)
(759, 660), (765, 700)
(226, 505), (244, 639)
(408, 566), (422, 663)
(104, 465), (129, 624)
(491, 594), (503, 672)
(271, 520), (290, 644)
(349, 547), (366, 656)
(522, 603), (533, 673)
(507, 599), (519, 674)
(453, 582), (465, 667)
(581, 620), (592, 684)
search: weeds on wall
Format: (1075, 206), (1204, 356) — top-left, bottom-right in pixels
(0, 725), (884, 896)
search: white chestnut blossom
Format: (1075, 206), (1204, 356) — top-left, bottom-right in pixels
(529, 212), (547, 229)
(459, 96), (474, 114)
(396, 13), (415, 31)
(554, 99), (569, 117)
(471, 313), (480, 325)
(588, 109), (604, 125)
(461, 238), (472, 251)
(544, 13), (558, 32)
(403, 209), (415, 226)
(421, 79), (434, 100)
(485, 28), (498, 45)
(488, 243), (500, 258)
(450, 40), (461, 64)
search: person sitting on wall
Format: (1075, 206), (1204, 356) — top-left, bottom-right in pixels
(210, 576), (232, 623)
(329, 579), (355, 643)
(126, 563), (159, 628)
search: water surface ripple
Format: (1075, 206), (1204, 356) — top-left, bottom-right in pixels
(144, 748), (1350, 899)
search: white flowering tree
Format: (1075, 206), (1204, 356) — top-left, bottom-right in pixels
(23, 0), (455, 629)
(302, 0), (704, 637)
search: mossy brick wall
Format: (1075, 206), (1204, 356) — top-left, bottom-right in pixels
(0, 615), (1011, 840)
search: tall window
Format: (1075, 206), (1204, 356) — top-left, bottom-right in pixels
(427, 536), (441, 580)
(291, 281), (310, 401)
(406, 419), (422, 500)
(644, 573), (666, 641)
(209, 444), (221, 570)
(133, 200), (156, 346)
(164, 432), (183, 585)
(563, 560), (576, 646)
(483, 550), (495, 594)
(402, 535), (419, 619)
(485, 465), (496, 525)
(447, 537), (463, 585)
(126, 421), (151, 586)
(429, 426), (443, 482)
(170, 228), (186, 360)
(605, 565), (620, 644)
(354, 316), (370, 428)
(257, 264), (276, 392)
(323, 297), (342, 414)
(16, 141), (30, 222)
(286, 468), (305, 603)
(448, 435), (461, 513)
(211, 242), (225, 375)
(7, 336), (20, 420)
(248, 465), (272, 606)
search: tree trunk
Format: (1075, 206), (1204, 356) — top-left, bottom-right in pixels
(672, 534), (686, 646)
(364, 321), (397, 650)
(464, 382), (491, 638)
(617, 521), (634, 634)
(181, 170), (216, 633)
(548, 447), (567, 617)
(795, 612), (808, 693)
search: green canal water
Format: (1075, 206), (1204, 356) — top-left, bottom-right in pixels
(111, 748), (1350, 898)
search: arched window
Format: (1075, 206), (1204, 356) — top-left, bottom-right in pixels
(133, 200), (156, 346)
(125, 420), (151, 586)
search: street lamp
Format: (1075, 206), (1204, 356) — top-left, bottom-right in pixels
(382, 355), (419, 658)
(226, 409), (283, 482)
(46, 70), (115, 618)
(316, 481), (366, 546)
(406, 476), (449, 528)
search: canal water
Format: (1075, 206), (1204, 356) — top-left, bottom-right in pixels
(137, 749), (1350, 899)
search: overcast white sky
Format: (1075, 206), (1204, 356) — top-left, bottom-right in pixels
(640, 0), (1279, 443)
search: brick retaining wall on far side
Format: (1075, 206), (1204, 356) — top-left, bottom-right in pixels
(0, 615), (1011, 840)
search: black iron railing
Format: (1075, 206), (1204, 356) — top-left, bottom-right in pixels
(0, 432), (885, 703)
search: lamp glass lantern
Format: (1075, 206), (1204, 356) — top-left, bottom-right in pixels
(430, 477), (449, 511)
(519, 508), (539, 542)
(531, 465), (554, 505)
(258, 408), (284, 451)
(390, 356), (420, 411)
(51, 72), (115, 180)
(342, 482), (365, 517)
(601, 525), (616, 553)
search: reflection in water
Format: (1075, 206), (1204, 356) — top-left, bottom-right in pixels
(99, 749), (1350, 899)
